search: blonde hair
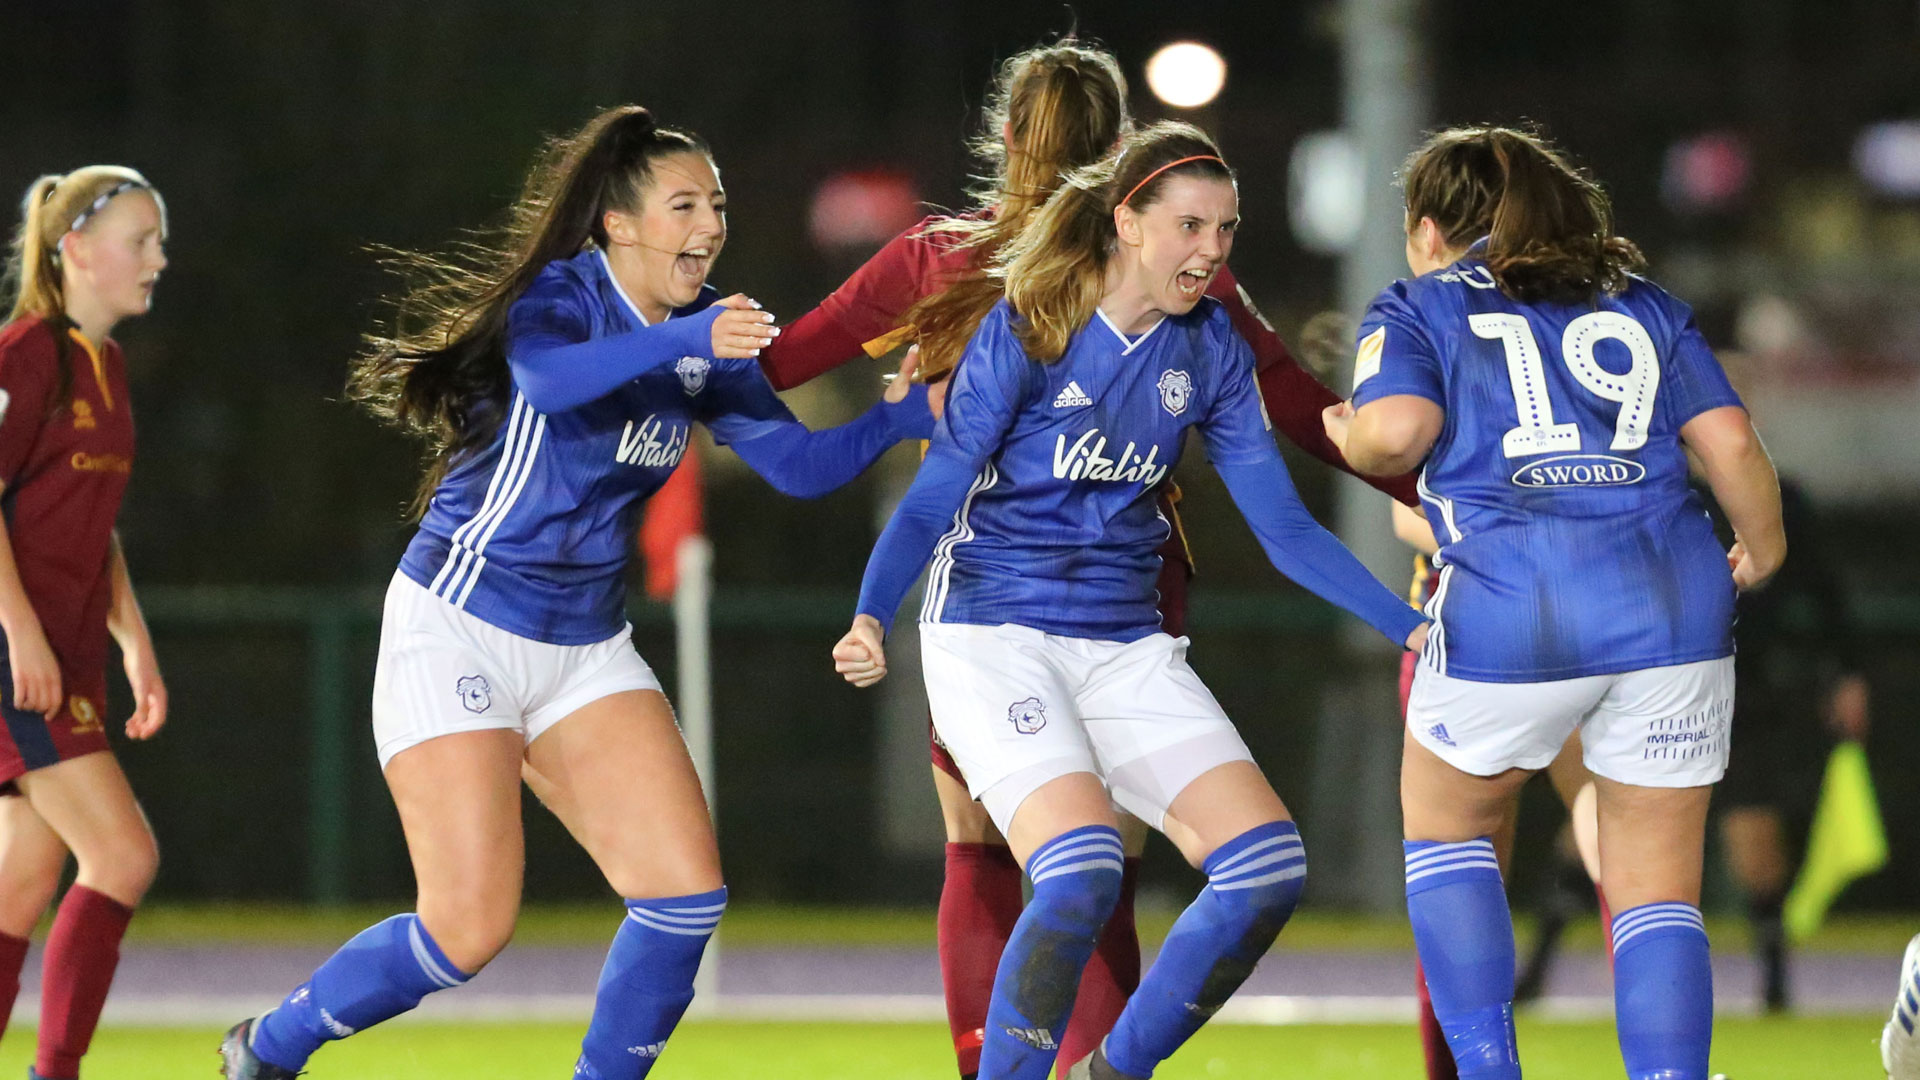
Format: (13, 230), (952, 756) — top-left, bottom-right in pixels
(906, 38), (1130, 379)
(7, 165), (165, 324)
(998, 121), (1231, 362)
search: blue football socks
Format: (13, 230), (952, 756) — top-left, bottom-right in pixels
(573, 888), (728, 1080)
(1103, 821), (1307, 1078)
(1404, 838), (1520, 1079)
(251, 913), (470, 1071)
(1612, 901), (1712, 1080)
(977, 824), (1126, 1080)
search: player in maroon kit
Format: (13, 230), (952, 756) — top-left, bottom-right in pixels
(756, 39), (1417, 1079)
(0, 167), (170, 1080)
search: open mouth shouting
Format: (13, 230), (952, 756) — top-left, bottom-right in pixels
(1174, 265), (1214, 302)
(674, 245), (714, 283)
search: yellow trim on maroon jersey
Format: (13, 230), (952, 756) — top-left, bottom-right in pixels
(861, 324), (916, 359)
(66, 329), (113, 411)
(1407, 553), (1431, 608)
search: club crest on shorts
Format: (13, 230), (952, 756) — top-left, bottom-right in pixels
(1157, 369), (1192, 416)
(1007, 696), (1048, 735)
(69, 696), (102, 734)
(675, 355), (709, 396)
(456, 675), (493, 714)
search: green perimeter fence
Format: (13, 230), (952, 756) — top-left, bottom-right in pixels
(129, 586), (1920, 909)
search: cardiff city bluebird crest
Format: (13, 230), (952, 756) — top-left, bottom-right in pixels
(1007, 696), (1048, 735)
(675, 355), (709, 396)
(1157, 369), (1192, 416)
(456, 674), (493, 714)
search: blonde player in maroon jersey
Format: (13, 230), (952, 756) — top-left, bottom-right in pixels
(0, 167), (171, 1080)
(758, 38), (1418, 1079)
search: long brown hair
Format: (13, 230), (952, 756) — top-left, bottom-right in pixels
(1401, 125), (1644, 304)
(6, 166), (165, 409)
(348, 105), (708, 515)
(906, 38), (1130, 378)
(998, 121), (1233, 362)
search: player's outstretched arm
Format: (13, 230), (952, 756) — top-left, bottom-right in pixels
(507, 294), (774, 414)
(760, 221), (938, 391)
(1214, 454), (1429, 649)
(1682, 404), (1785, 591)
(728, 349), (934, 499)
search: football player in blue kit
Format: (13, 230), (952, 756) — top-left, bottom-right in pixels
(219, 106), (932, 1080)
(835, 122), (1429, 1080)
(1323, 126), (1788, 1080)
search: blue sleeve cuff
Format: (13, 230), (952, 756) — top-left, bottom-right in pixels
(729, 392), (917, 500)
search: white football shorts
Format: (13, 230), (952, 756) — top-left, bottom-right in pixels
(1405, 656), (1734, 787)
(371, 572), (662, 767)
(918, 621), (1255, 833)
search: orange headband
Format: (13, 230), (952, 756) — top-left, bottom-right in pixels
(1120, 154), (1226, 208)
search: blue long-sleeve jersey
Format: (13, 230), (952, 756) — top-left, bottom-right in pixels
(401, 248), (930, 644)
(857, 298), (1424, 646)
(1350, 251), (1743, 681)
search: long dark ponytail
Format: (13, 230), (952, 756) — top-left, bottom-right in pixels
(1401, 125), (1643, 305)
(350, 105), (708, 514)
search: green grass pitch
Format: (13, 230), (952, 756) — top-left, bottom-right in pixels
(0, 1016), (1890, 1079)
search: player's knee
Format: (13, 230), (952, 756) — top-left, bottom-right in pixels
(1026, 826), (1127, 933)
(1204, 822), (1307, 926)
(418, 898), (517, 973)
(74, 827), (159, 905)
(1224, 862), (1306, 928)
(1033, 866), (1123, 937)
(602, 858), (723, 902)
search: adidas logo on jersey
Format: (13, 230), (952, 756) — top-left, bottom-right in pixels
(1052, 381), (1093, 408)
(1052, 429), (1168, 487)
(616, 415), (689, 468)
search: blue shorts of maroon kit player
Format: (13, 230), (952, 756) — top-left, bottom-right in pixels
(0, 647), (111, 795)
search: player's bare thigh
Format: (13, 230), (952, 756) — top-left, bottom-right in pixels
(1594, 776), (1712, 910)
(935, 765), (1149, 856)
(1401, 731), (1534, 842)
(1005, 772), (1117, 866)
(523, 689), (721, 899)
(1159, 760), (1290, 868)
(384, 728), (526, 973)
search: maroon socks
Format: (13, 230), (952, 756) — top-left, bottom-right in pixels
(35, 884), (134, 1079)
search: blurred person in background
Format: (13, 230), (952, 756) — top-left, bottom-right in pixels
(758, 40), (1418, 1077)
(1326, 125), (1784, 1080)
(0, 167), (170, 1080)
(219, 105), (931, 1080)
(1702, 351), (1870, 1012)
(836, 122), (1428, 1080)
